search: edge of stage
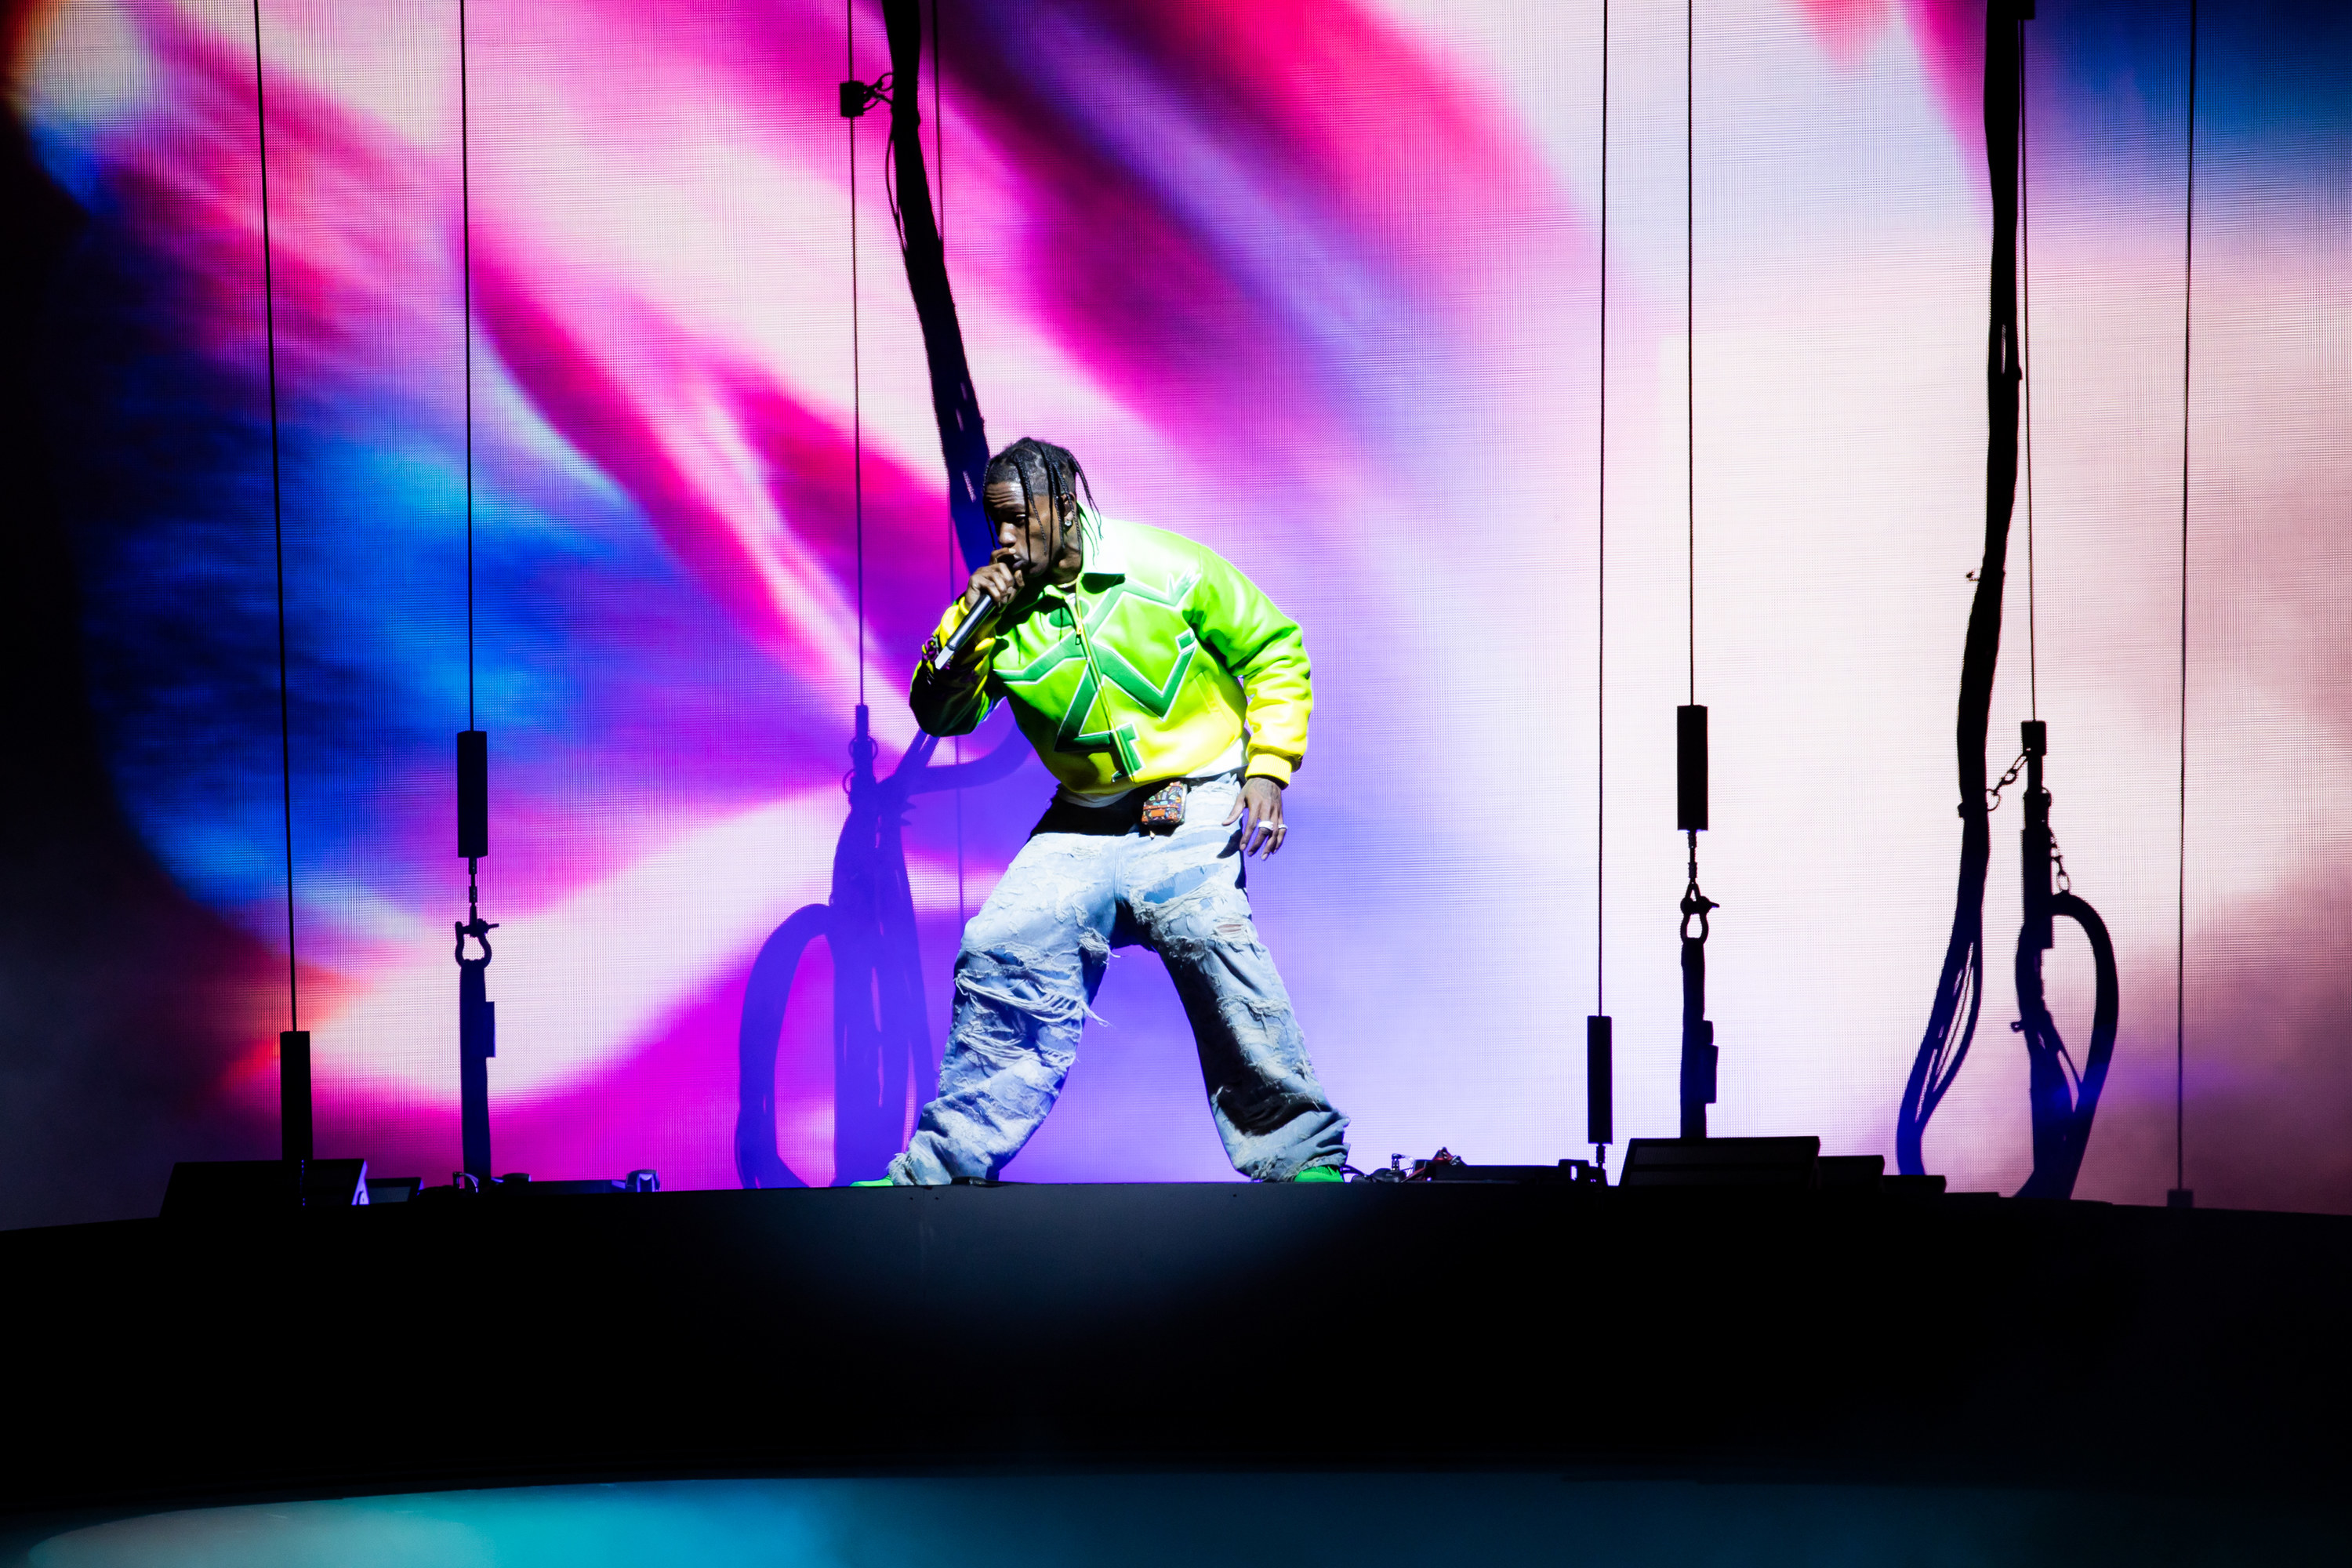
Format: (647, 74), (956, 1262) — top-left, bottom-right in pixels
(5, 1182), (2348, 1516)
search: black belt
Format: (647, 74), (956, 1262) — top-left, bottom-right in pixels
(1029, 790), (1150, 839)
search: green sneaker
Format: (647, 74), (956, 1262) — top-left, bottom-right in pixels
(849, 1178), (895, 1188)
(1290, 1166), (1345, 1184)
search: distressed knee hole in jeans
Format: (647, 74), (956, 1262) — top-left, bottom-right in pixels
(958, 943), (1105, 1030)
(1138, 877), (1251, 953)
(1136, 861), (1218, 909)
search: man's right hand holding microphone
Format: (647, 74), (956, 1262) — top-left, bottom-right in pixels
(928, 550), (1028, 677)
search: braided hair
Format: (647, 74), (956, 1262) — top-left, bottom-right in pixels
(985, 436), (1099, 555)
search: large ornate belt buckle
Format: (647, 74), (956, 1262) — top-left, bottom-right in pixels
(1139, 780), (1188, 833)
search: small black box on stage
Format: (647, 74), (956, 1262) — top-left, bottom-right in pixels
(488, 1171), (662, 1196)
(162, 1159), (369, 1218)
(1425, 1162), (1602, 1185)
(1621, 1136), (1820, 1189)
(1817, 1154), (1885, 1191)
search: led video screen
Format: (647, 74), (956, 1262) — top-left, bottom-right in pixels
(4, 0), (2347, 1221)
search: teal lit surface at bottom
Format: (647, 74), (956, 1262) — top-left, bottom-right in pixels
(11, 1475), (2347, 1568)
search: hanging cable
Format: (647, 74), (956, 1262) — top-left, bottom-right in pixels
(2020, 29), (2037, 723)
(852, 5), (877, 717)
(1675, 0), (1716, 1143)
(1584, 0), (1613, 1173)
(937, 0), (964, 929)
(249, 0), (310, 1164)
(249, 3), (294, 1026)
(462, 0), (474, 733)
(1595, 0), (1607, 1019)
(2172, 0), (2198, 1209)
(452, 0), (499, 1187)
(2013, 87), (2123, 1203)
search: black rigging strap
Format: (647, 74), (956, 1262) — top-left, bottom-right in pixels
(2012, 722), (2118, 1199)
(1895, 0), (2027, 1178)
(1897, 2), (2120, 1199)
(879, 0), (991, 571)
(1678, 831), (1717, 1139)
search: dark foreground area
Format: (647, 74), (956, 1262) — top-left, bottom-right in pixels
(2, 1182), (2347, 1523)
(10, 1472), (2350, 1568)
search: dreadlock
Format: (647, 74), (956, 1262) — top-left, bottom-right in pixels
(985, 436), (1098, 549)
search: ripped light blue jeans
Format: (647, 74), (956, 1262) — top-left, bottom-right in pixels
(889, 771), (1348, 1184)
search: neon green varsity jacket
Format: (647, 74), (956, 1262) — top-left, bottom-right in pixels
(909, 515), (1312, 799)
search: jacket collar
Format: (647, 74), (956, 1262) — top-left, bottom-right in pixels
(1076, 512), (1127, 586)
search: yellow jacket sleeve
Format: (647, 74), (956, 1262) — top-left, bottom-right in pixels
(909, 597), (997, 737)
(1185, 546), (1312, 784)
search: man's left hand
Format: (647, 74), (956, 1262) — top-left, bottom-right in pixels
(1224, 777), (1287, 858)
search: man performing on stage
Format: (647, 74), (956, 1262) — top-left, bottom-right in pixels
(880, 436), (1348, 1185)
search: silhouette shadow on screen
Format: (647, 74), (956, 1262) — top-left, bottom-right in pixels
(731, 0), (1014, 1189)
(735, 708), (1025, 1188)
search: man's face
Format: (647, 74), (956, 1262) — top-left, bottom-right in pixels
(985, 477), (1061, 592)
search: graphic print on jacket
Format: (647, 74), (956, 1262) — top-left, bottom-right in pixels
(912, 517), (1312, 797)
(1003, 574), (1202, 778)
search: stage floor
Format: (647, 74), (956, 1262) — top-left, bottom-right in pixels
(5, 1183), (2348, 1522)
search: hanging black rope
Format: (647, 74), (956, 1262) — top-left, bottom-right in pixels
(2020, 29), (2038, 726)
(249, 0), (310, 1164)
(1675, 0), (1716, 1143)
(848, 1), (867, 707)
(1894, 0), (2028, 1178)
(937, 0), (965, 931)
(884, 0), (991, 571)
(2172, 0), (2198, 1209)
(453, 0), (498, 1187)
(1585, 0), (1613, 1170)
(1896, 2), (2122, 1200)
(1685, 0), (1695, 710)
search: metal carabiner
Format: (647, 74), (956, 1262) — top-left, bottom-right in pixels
(1679, 884), (1718, 945)
(453, 914), (499, 967)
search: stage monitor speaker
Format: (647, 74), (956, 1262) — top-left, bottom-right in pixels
(1621, 1136), (1820, 1190)
(162, 1159), (369, 1218)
